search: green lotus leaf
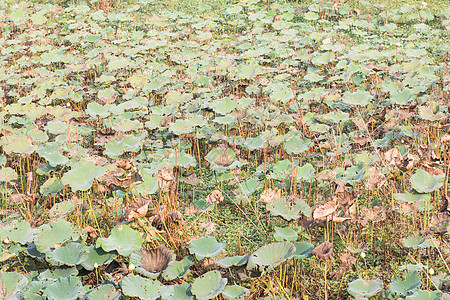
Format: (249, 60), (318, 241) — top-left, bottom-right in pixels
(246, 242), (295, 272)
(81, 246), (117, 271)
(312, 51), (335, 66)
(406, 290), (441, 300)
(222, 285), (249, 299)
(97, 225), (143, 256)
(348, 278), (383, 298)
(410, 169), (444, 193)
(304, 11), (319, 20)
(21, 280), (48, 300)
(292, 241), (314, 259)
(49, 199), (80, 219)
(0, 271), (29, 299)
(108, 57), (130, 71)
(236, 63), (262, 79)
(104, 134), (143, 158)
(274, 226), (298, 242)
(112, 119), (142, 132)
(216, 255), (248, 268)
(342, 90), (372, 106)
(163, 256), (194, 281)
(160, 283), (193, 300)
(213, 114), (237, 126)
(188, 236), (226, 260)
(34, 218), (78, 253)
(61, 161), (104, 192)
(45, 120), (67, 135)
(1, 134), (37, 154)
(238, 177), (260, 196)
(191, 270), (227, 300)
(120, 274), (161, 300)
(389, 271), (421, 296)
(283, 135), (311, 155)
(169, 119), (195, 135)
(226, 5), (242, 14)
(44, 276), (84, 300)
(390, 88), (416, 105)
(4, 220), (38, 245)
(401, 234), (434, 249)
(243, 135), (267, 150)
(394, 192), (431, 203)
(209, 97), (238, 115)
(40, 177), (64, 196)
(86, 102), (111, 118)
(269, 83), (294, 103)
(46, 241), (87, 266)
(296, 163), (315, 181)
(39, 267), (78, 281)
(267, 197), (311, 221)
(86, 284), (121, 300)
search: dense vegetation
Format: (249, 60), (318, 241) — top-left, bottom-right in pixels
(1, 0), (450, 298)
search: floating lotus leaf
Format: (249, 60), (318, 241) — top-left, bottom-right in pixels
(267, 197), (311, 221)
(348, 278), (383, 298)
(40, 177), (64, 196)
(46, 241), (87, 266)
(0, 167), (18, 182)
(389, 271), (421, 296)
(216, 255), (248, 268)
(61, 161), (105, 192)
(274, 226), (298, 242)
(97, 225), (143, 256)
(39, 267), (78, 281)
(188, 236), (226, 260)
(246, 242), (295, 272)
(160, 283), (194, 300)
(34, 218), (78, 253)
(191, 270), (227, 300)
(0, 271), (29, 299)
(120, 274), (161, 300)
(292, 241), (314, 259)
(86, 284), (121, 300)
(406, 290), (441, 300)
(44, 276), (83, 300)
(401, 234), (434, 249)
(163, 256), (194, 281)
(410, 169), (444, 193)
(81, 246), (117, 271)
(221, 285), (249, 299)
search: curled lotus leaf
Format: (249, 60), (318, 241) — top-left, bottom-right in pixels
(246, 242), (295, 272)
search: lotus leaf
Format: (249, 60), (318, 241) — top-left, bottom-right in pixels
(406, 290), (441, 300)
(188, 236), (226, 260)
(3, 220), (37, 245)
(267, 197), (311, 221)
(191, 270), (227, 300)
(292, 241), (314, 259)
(163, 256), (194, 280)
(46, 241), (87, 266)
(410, 169), (444, 193)
(61, 161), (105, 192)
(86, 284), (121, 300)
(160, 283), (194, 300)
(49, 199), (80, 219)
(0, 271), (29, 299)
(216, 255), (248, 268)
(389, 271), (421, 296)
(120, 274), (161, 300)
(274, 226), (298, 242)
(348, 278), (383, 298)
(283, 135), (311, 154)
(209, 97), (238, 115)
(40, 177), (64, 196)
(44, 276), (83, 300)
(81, 246), (117, 271)
(222, 285), (249, 299)
(401, 234), (434, 249)
(34, 218), (78, 253)
(247, 242), (295, 272)
(97, 225), (143, 256)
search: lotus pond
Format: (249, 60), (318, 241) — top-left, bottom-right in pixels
(1, 0), (450, 298)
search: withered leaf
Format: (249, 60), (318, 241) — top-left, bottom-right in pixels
(311, 241), (333, 261)
(206, 189), (224, 204)
(140, 245), (175, 273)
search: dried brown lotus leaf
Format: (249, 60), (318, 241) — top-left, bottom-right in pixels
(115, 159), (133, 170)
(331, 215), (352, 223)
(206, 189), (224, 204)
(185, 205), (198, 216)
(213, 149), (235, 167)
(140, 245), (175, 273)
(199, 222), (216, 235)
(365, 167), (386, 191)
(316, 169), (338, 181)
(342, 158), (353, 169)
(157, 167), (175, 182)
(311, 241), (333, 261)
(82, 225), (99, 239)
(339, 252), (356, 265)
(184, 173), (202, 186)
(333, 182), (354, 206)
(8, 193), (33, 206)
(259, 188), (281, 204)
(313, 200), (338, 220)
(396, 153), (418, 171)
(360, 206), (386, 225)
(351, 134), (370, 146)
(384, 148), (402, 165)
